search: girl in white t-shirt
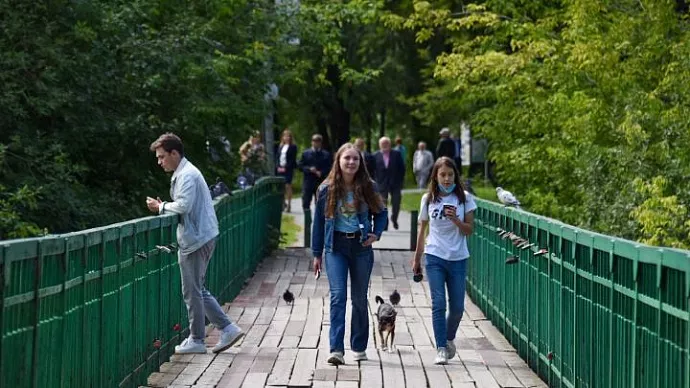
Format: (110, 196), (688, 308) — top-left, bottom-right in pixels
(412, 157), (477, 365)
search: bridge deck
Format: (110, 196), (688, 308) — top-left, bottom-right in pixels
(143, 249), (546, 388)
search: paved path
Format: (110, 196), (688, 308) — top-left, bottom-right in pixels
(143, 249), (546, 388)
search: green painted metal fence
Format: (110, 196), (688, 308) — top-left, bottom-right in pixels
(0, 177), (284, 388)
(468, 198), (689, 388)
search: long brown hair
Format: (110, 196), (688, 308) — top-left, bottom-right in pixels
(324, 143), (383, 218)
(279, 129), (293, 147)
(427, 157), (466, 204)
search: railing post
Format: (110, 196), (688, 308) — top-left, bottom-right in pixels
(304, 209), (311, 248)
(410, 210), (418, 251)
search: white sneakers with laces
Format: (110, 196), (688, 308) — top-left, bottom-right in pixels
(446, 340), (456, 359)
(327, 351), (345, 365)
(434, 347), (448, 365)
(212, 323), (245, 353)
(352, 351), (368, 361)
(174, 337), (207, 354)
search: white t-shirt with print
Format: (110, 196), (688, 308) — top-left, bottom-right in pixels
(419, 191), (477, 261)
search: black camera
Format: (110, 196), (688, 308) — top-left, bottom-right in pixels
(413, 272), (424, 283)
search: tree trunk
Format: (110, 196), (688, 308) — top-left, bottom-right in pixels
(379, 108), (386, 139)
(322, 64), (350, 151)
(364, 112), (373, 152)
(316, 115), (330, 152)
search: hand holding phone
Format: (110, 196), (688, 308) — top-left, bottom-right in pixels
(443, 203), (457, 219)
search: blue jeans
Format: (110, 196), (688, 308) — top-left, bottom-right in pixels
(425, 253), (468, 349)
(326, 235), (374, 353)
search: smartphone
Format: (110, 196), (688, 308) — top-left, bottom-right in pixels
(315, 269), (321, 280)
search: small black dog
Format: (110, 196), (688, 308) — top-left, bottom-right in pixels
(375, 295), (397, 352)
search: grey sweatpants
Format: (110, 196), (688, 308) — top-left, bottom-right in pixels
(179, 238), (232, 341)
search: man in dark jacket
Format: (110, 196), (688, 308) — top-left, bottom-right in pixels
(436, 127), (456, 161)
(373, 136), (405, 230)
(298, 134), (331, 210)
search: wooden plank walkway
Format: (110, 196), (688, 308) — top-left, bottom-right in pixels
(143, 248), (547, 388)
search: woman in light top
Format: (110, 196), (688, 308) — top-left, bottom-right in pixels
(311, 143), (388, 365)
(411, 156), (477, 365)
(276, 129), (298, 212)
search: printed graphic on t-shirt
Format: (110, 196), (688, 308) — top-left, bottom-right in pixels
(335, 191), (360, 233)
(429, 206), (455, 220)
(338, 192), (357, 220)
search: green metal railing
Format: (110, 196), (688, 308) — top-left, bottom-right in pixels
(468, 198), (689, 388)
(0, 177), (284, 388)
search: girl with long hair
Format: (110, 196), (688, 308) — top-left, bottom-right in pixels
(411, 157), (477, 365)
(311, 143), (388, 365)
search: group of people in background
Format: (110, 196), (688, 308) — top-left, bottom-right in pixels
(240, 126), (465, 217)
(414, 127), (462, 189)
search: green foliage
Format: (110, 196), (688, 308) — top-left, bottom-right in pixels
(395, 0), (690, 247)
(277, 0), (431, 151)
(0, 0), (295, 238)
(631, 177), (690, 249)
(7, 0), (687, 250)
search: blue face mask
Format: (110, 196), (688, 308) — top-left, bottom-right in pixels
(440, 183), (456, 194)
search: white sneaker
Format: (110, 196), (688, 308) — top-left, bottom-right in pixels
(352, 351), (368, 361)
(175, 337), (207, 354)
(212, 323), (245, 353)
(327, 351), (345, 365)
(446, 340), (456, 359)
(434, 347), (448, 365)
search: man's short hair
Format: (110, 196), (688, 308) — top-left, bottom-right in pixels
(311, 134), (323, 142)
(150, 132), (184, 156)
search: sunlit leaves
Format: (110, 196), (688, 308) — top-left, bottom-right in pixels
(400, 0), (690, 247)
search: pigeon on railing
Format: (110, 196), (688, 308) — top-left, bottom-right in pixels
(496, 187), (521, 208)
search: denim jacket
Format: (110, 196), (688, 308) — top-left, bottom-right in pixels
(311, 182), (388, 258)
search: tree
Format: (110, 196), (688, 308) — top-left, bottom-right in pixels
(0, 0), (298, 237)
(393, 0), (690, 247)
